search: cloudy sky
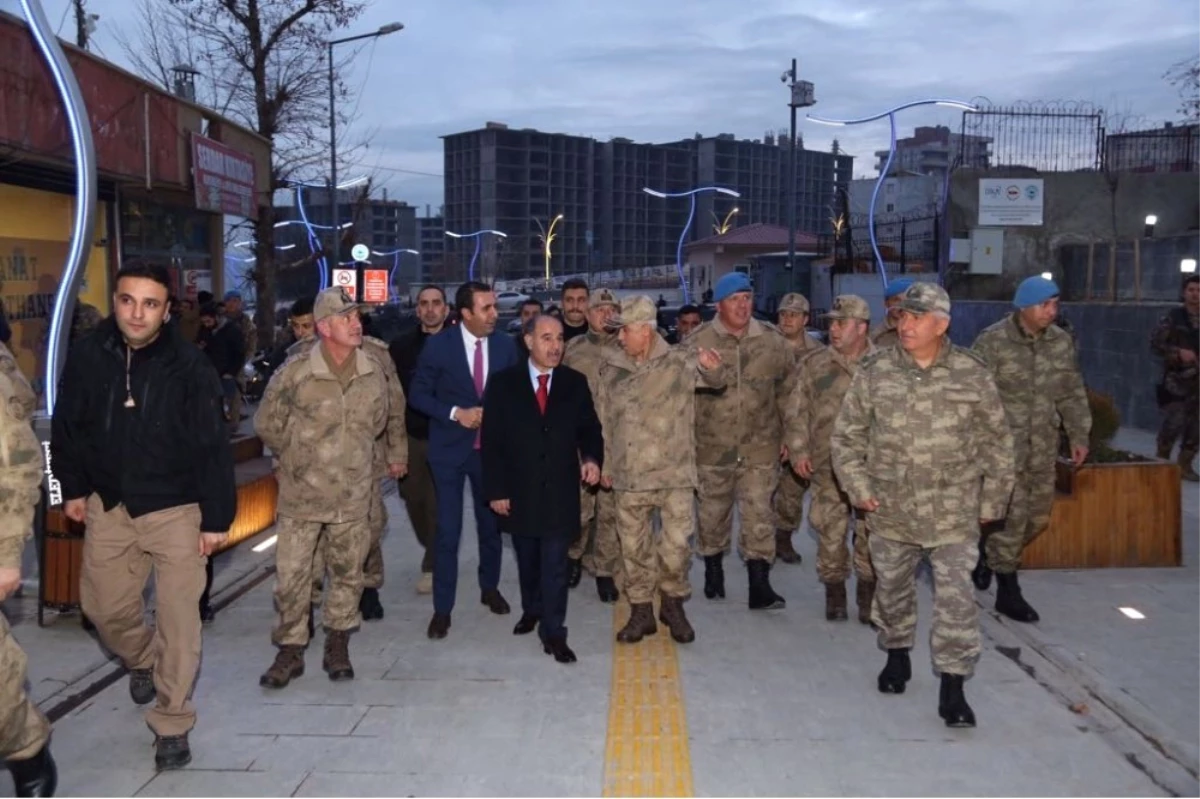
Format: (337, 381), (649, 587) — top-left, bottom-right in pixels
(13, 0), (1200, 210)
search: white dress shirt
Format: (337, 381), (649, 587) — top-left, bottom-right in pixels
(450, 325), (490, 420)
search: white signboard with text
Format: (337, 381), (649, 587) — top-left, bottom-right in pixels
(978, 178), (1044, 226)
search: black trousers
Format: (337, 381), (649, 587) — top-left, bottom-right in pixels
(511, 534), (571, 641)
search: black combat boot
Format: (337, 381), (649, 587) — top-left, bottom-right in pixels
(129, 667), (155, 706)
(824, 581), (848, 621)
(877, 648), (912, 694)
(994, 571), (1040, 623)
(359, 587), (384, 621)
(616, 603), (657, 644)
(746, 560), (785, 610)
(703, 554), (725, 600)
(595, 576), (619, 603)
(567, 558), (583, 588)
(7, 743), (56, 797)
(938, 674), (977, 727)
(856, 580), (875, 625)
(154, 734), (191, 771)
(775, 529), (802, 564)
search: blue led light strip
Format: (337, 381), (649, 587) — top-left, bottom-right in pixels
(641, 186), (740, 305)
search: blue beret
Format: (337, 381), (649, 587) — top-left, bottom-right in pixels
(223, 290), (243, 301)
(1013, 276), (1060, 309)
(713, 272), (752, 302)
(884, 277), (914, 299)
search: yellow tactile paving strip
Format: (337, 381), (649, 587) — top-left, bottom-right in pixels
(602, 596), (694, 797)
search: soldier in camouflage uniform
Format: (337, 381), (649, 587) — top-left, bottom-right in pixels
(596, 295), (726, 644)
(786, 295), (876, 623)
(255, 288), (392, 689)
(562, 288), (623, 602)
(224, 291), (257, 433)
(870, 277), (912, 348)
(290, 320), (408, 622)
(772, 292), (824, 565)
(970, 276), (1091, 623)
(0, 344), (57, 797)
(831, 282), (1014, 728)
(1151, 274), (1200, 481)
(690, 272), (794, 611)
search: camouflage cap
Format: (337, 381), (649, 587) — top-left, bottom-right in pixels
(589, 287), (620, 308)
(609, 294), (657, 327)
(823, 294), (871, 321)
(897, 281), (951, 316)
(777, 293), (810, 314)
(313, 286), (363, 323)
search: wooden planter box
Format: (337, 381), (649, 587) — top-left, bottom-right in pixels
(1021, 458), (1183, 569)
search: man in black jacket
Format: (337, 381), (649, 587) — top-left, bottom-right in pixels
(481, 314), (603, 664)
(50, 263), (237, 772)
(196, 302), (246, 434)
(388, 285), (448, 594)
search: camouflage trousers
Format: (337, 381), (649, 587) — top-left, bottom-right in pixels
(568, 482), (621, 578)
(274, 514), (370, 648)
(311, 479), (386, 603)
(614, 489), (695, 605)
(0, 610), (50, 761)
(986, 460), (1056, 574)
(772, 466), (808, 531)
(1157, 399), (1200, 456)
(869, 535), (980, 677)
(696, 463), (778, 562)
(809, 469), (873, 584)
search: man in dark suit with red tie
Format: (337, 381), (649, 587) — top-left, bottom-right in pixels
(481, 314), (604, 663)
(410, 282), (519, 640)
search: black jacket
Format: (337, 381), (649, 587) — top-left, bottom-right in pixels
(480, 363), (603, 538)
(50, 317), (237, 533)
(389, 326), (435, 440)
(196, 321), (245, 378)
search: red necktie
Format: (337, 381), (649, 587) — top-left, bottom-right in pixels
(536, 374), (549, 415)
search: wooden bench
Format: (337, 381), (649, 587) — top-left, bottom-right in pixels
(38, 434), (278, 622)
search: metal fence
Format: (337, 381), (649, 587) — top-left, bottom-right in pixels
(1057, 234), (1200, 303)
(961, 100), (1104, 172)
(1103, 125), (1198, 173)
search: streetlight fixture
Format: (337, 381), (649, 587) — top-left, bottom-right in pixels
(328, 22), (404, 293)
(1041, 271), (1053, 281)
(373, 248), (420, 292)
(533, 214), (564, 289)
(1182, 258), (1197, 274)
(642, 186), (740, 304)
(712, 207), (739, 235)
(1144, 214), (1158, 238)
(808, 98), (977, 287)
(782, 60), (816, 273)
(445, 229), (508, 281)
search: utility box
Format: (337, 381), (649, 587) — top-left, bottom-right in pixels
(968, 228), (1005, 275)
(791, 81), (816, 108)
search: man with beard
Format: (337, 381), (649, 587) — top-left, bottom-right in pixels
(560, 278), (590, 342)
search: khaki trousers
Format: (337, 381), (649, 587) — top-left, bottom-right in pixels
(80, 495), (206, 737)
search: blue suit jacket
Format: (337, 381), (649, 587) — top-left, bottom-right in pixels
(409, 325), (519, 466)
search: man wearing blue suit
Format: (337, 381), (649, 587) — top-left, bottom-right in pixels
(410, 281), (519, 639)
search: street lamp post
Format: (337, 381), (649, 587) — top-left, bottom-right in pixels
(643, 186), (740, 304)
(712, 206), (739, 235)
(533, 214), (564, 289)
(782, 60), (816, 274)
(445, 230), (508, 282)
(808, 98), (976, 287)
(328, 22), (403, 297)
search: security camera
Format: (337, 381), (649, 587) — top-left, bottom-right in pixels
(780, 71), (790, 83)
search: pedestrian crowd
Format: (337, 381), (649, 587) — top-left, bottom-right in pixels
(0, 262), (1195, 796)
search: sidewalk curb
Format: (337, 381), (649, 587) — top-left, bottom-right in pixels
(39, 545), (276, 723)
(979, 605), (1199, 797)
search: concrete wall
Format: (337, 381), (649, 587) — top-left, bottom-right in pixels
(947, 169), (1199, 301)
(949, 300), (1173, 431)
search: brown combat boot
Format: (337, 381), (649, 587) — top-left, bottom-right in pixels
(322, 630), (355, 681)
(616, 603), (657, 644)
(856, 580), (875, 625)
(1179, 449), (1199, 482)
(658, 594), (696, 643)
(824, 581), (848, 621)
(259, 646), (305, 689)
(775, 529), (802, 564)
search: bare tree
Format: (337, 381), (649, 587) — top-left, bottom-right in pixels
(1165, 56), (1200, 123)
(117, 0), (373, 347)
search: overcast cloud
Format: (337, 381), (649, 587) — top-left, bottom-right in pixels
(12, 0), (1200, 210)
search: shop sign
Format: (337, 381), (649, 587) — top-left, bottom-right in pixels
(192, 133), (258, 218)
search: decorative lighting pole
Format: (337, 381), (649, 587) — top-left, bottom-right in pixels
(642, 186), (740, 304)
(373, 248), (419, 293)
(445, 229), (508, 282)
(533, 214), (564, 289)
(711, 207), (739, 235)
(782, 60), (816, 273)
(808, 98), (977, 287)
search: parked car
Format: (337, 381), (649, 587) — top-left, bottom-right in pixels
(494, 291), (530, 311)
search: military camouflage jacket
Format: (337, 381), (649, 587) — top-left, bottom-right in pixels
(688, 317), (798, 468)
(255, 345), (390, 523)
(1150, 306), (1200, 401)
(288, 335), (408, 472)
(0, 344), (43, 569)
(830, 340), (1015, 546)
(563, 329), (616, 398)
(786, 342), (876, 473)
(787, 330), (826, 365)
(870, 320), (899, 349)
(595, 334), (727, 491)
(972, 314), (1091, 465)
